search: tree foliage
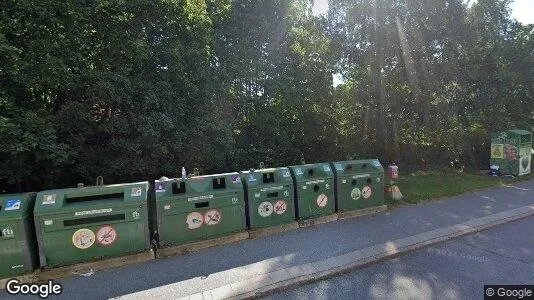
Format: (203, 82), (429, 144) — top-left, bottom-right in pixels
(0, 0), (532, 192)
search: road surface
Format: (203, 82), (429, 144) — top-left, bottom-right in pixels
(263, 215), (534, 299)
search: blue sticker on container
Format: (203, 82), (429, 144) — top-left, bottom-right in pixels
(248, 174), (257, 182)
(334, 164), (343, 171)
(323, 165), (331, 172)
(5, 199), (21, 211)
(372, 160), (382, 167)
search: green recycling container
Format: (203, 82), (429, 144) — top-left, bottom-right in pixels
(490, 130), (532, 176)
(289, 163), (335, 219)
(34, 182), (150, 268)
(331, 159), (385, 212)
(0, 193), (38, 279)
(155, 173), (246, 246)
(240, 167), (296, 229)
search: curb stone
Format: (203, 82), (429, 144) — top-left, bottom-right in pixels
(199, 204), (534, 300)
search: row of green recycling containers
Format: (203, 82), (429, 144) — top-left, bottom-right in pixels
(0, 159), (385, 279)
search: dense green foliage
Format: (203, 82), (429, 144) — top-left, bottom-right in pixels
(1, 0), (532, 192)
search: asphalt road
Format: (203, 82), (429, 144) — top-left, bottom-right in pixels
(262, 215), (534, 300)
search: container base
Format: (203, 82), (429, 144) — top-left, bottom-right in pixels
(298, 214), (338, 228)
(156, 231), (250, 259)
(337, 205), (388, 220)
(248, 221), (300, 239)
(37, 250), (155, 282)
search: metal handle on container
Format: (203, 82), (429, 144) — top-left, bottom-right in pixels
(96, 176), (104, 186)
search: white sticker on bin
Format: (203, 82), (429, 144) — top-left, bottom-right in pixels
(42, 194), (56, 205)
(75, 208), (112, 216)
(188, 195), (214, 202)
(260, 186), (284, 192)
(305, 179), (325, 185)
(131, 187), (142, 197)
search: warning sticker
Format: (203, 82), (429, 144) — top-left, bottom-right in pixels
(72, 229), (95, 249)
(5, 199), (21, 211)
(334, 163), (343, 171)
(42, 194), (56, 205)
(350, 188), (361, 200)
(131, 187), (142, 197)
(274, 200), (287, 215)
(96, 225), (117, 246)
(316, 194), (328, 208)
(258, 201), (273, 217)
(362, 186), (373, 199)
(372, 160), (382, 167)
(186, 212), (204, 229)
(155, 182), (166, 193)
(504, 144), (517, 160)
(204, 209), (222, 225)
(248, 174), (257, 182)
(323, 165), (331, 172)
(231, 174), (241, 184)
(295, 168), (303, 175)
(282, 170), (291, 177)
(491, 144), (504, 159)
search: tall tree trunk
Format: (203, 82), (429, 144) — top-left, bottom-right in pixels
(373, 0), (387, 159)
(362, 106), (369, 140)
(395, 16), (428, 125)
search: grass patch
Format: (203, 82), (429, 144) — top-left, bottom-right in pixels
(386, 170), (534, 208)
